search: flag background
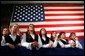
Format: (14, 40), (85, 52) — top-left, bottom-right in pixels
(10, 3), (84, 40)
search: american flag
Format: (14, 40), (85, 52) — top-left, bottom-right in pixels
(10, 3), (84, 39)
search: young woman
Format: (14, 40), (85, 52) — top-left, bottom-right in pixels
(1, 28), (10, 46)
(50, 31), (58, 48)
(21, 24), (38, 50)
(58, 32), (71, 48)
(38, 28), (52, 48)
(69, 32), (83, 49)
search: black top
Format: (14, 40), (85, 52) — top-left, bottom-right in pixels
(4, 35), (21, 46)
(40, 36), (49, 45)
(26, 34), (38, 43)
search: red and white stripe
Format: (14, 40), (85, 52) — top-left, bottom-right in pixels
(10, 3), (84, 39)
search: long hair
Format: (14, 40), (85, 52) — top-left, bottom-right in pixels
(69, 32), (76, 38)
(26, 24), (36, 35)
(39, 28), (48, 38)
(59, 31), (65, 38)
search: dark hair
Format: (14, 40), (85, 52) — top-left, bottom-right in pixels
(39, 28), (48, 38)
(59, 31), (65, 38)
(69, 32), (76, 37)
(2, 27), (10, 35)
(51, 31), (57, 38)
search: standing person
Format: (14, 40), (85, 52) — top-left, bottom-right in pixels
(69, 32), (83, 49)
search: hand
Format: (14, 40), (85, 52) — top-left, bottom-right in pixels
(75, 37), (78, 40)
(70, 42), (76, 47)
(48, 44), (52, 48)
(7, 44), (15, 49)
(16, 43), (22, 47)
(31, 41), (38, 48)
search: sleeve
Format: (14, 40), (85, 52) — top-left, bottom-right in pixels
(42, 40), (52, 48)
(38, 35), (42, 48)
(76, 40), (83, 49)
(1, 36), (6, 46)
(21, 34), (32, 50)
(52, 40), (57, 48)
(1, 36), (10, 46)
(58, 40), (71, 48)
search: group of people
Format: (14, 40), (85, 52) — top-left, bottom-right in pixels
(1, 23), (83, 55)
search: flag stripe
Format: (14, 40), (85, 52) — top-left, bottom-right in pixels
(43, 3), (83, 7)
(11, 21), (84, 25)
(19, 26), (84, 32)
(45, 11), (84, 14)
(10, 3), (84, 39)
(19, 24), (84, 28)
(45, 14), (84, 16)
(45, 19), (84, 21)
(44, 7), (84, 9)
(45, 9), (84, 11)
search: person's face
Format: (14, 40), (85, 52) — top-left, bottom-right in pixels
(70, 34), (76, 39)
(3, 28), (9, 35)
(41, 29), (46, 35)
(61, 33), (66, 39)
(29, 25), (34, 31)
(11, 24), (19, 32)
(52, 32), (56, 38)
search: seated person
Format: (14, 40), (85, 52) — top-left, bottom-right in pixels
(38, 28), (52, 48)
(69, 32), (83, 49)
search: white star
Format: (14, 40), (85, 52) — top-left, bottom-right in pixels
(33, 17), (35, 19)
(22, 17), (24, 19)
(23, 10), (25, 12)
(41, 19), (43, 21)
(36, 15), (38, 17)
(30, 19), (33, 21)
(36, 12), (38, 14)
(17, 14), (19, 16)
(16, 9), (17, 11)
(31, 6), (33, 7)
(14, 16), (16, 17)
(26, 9), (28, 11)
(28, 14), (30, 16)
(18, 7), (20, 9)
(19, 19), (21, 21)
(36, 5), (38, 7)
(25, 16), (27, 18)
(31, 16), (33, 17)
(36, 19), (38, 21)
(13, 19), (16, 21)
(17, 17), (19, 19)
(23, 14), (25, 16)
(20, 12), (22, 14)
(15, 12), (17, 14)
(41, 12), (43, 14)
(28, 17), (30, 19)
(25, 12), (28, 14)
(21, 9), (23, 11)
(41, 15), (43, 17)
(20, 15), (22, 17)
(38, 17), (40, 19)
(25, 19), (27, 21)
